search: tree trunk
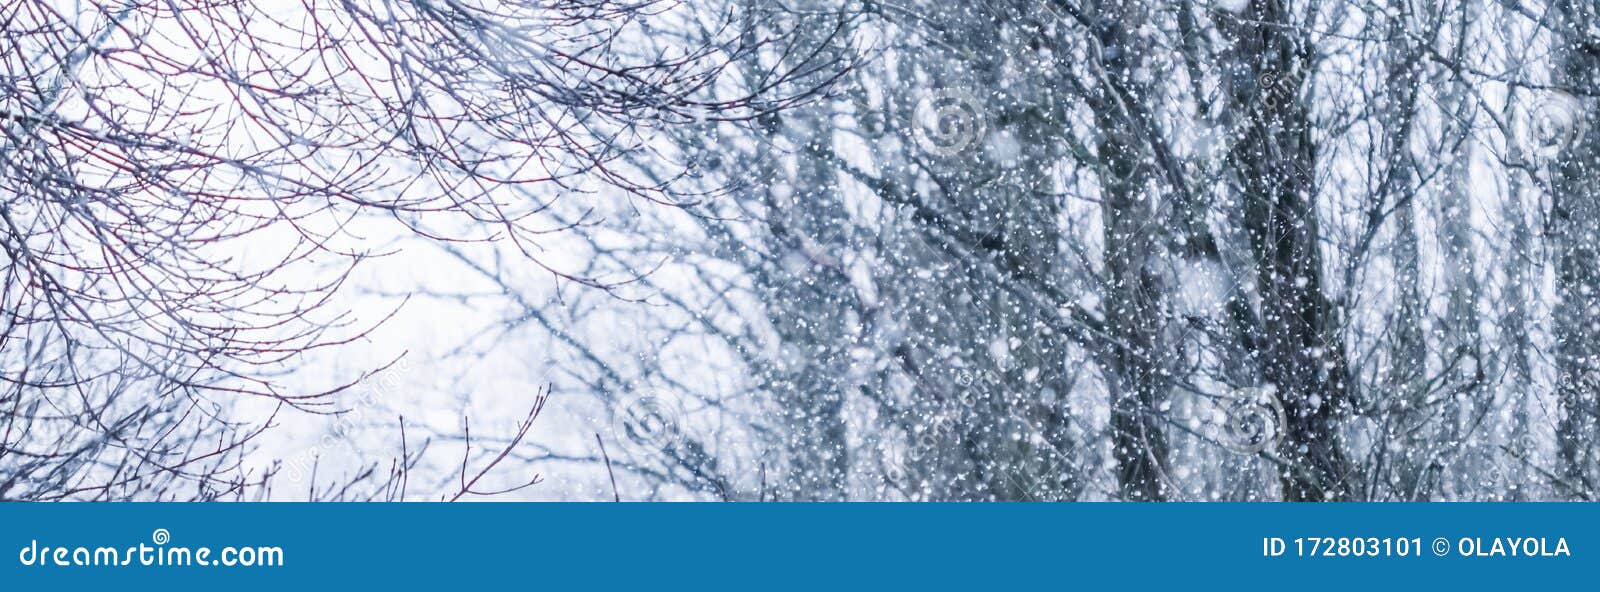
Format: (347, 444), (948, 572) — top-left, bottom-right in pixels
(1089, 2), (1170, 501)
(1551, 0), (1600, 498)
(1216, 0), (1358, 500)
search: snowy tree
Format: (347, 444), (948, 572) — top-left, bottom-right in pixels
(7, 0), (1600, 502)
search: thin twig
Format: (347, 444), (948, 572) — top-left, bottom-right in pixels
(596, 433), (621, 502)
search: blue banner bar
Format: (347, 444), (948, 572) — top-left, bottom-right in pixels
(0, 503), (1588, 589)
